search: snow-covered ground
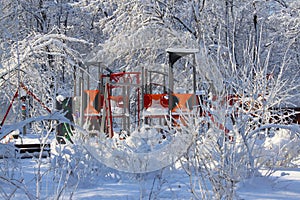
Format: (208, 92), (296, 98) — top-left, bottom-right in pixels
(1, 125), (300, 199)
(1, 157), (299, 199)
(237, 169), (300, 200)
(74, 167), (300, 200)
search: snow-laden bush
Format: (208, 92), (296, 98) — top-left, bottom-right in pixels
(178, 35), (300, 199)
(178, 108), (300, 199)
(259, 129), (300, 168)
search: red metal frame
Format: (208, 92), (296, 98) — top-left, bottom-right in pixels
(0, 83), (51, 132)
(0, 90), (19, 129)
(97, 72), (141, 137)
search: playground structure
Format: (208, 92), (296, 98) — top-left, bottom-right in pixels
(74, 48), (201, 138)
(72, 48), (204, 173)
(75, 47), (300, 140)
(0, 48), (202, 162)
(1, 47), (299, 163)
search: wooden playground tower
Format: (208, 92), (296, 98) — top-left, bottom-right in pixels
(75, 48), (199, 137)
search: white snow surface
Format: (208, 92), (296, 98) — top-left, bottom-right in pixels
(2, 159), (300, 199)
(1, 124), (300, 199)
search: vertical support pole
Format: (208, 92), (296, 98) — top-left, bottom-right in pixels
(137, 73), (141, 128)
(149, 71), (152, 94)
(99, 67), (104, 113)
(80, 73), (84, 127)
(100, 81), (107, 134)
(74, 73), (77, 97)
(87, 66), (90, 90)
(98, 63), (101, 92)
(141, 67), (145, 110)
(143, 67), (149, 125)
(126, 77), (130, 132)
(73, 70), (77, 120)
(168, 58), (174, 112)
(163, 66), (167, 93)
(21, 103), (27, 135)
(106, 83), (113, 138)
(193, 54), (197, 94)
(145, 68), (148, 94)
(122, 76), (127, 132)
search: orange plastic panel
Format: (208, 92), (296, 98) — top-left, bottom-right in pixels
(85, 90), (99, 115)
